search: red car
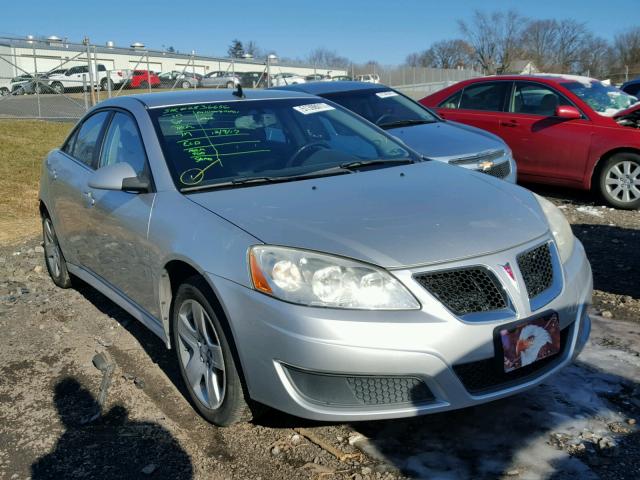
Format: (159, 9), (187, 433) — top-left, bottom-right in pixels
(121, 69), (160, 89)
(421, 75), (640, 209)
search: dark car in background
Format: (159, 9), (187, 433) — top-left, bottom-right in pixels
(158, 71), (202, 89)
(421, 74), (640, 209)
(238, 71), (269, 88)
(277, 81), (516, 182)
(621, 78), (640, 97)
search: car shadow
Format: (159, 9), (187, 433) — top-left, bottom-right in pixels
(571, 223), (640, 299)
(348, 360), (639, 479)
(31, 376), (193, 480)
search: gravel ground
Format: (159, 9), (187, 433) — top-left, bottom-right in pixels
(0, 190), (638, 480)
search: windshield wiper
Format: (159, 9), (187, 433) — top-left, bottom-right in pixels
(181, 166), (353, 192)
(377, 119), (435, 129)
(339, 158), (415, 170)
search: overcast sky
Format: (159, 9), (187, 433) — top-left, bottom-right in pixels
(2, 0), (638, 64)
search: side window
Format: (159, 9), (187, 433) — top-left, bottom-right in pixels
(459, 82), (510, 112)
(438, 90), (462, 109)
(99, 112), (147, 177)
(511, 82), (572, 116)
(62, 128), (79, 155)
(71, 111), (110, 167)
(98, 64), (106, 71)
(67, 66), (79, 75)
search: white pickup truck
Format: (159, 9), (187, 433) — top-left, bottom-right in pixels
(47, 64), (122, 93)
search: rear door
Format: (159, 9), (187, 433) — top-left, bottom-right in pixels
(436, 80), (511, 138)
(48, 111), (111, 265)
(83, 110), (156, 313)
(500, 81), (592, 183)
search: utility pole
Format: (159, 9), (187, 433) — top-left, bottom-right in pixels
(83, 36), (96, 106)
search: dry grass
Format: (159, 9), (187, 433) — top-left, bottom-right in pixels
(0, 120), (72, 244)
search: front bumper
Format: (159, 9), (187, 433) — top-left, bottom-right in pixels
(210, 237), (592, 421)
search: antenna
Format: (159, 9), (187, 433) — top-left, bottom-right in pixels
(232, 84), (245, 98)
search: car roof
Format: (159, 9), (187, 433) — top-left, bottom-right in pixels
(98, 88), (318, 109)
(273, 80), (387, 95)
(461, 74), (600, 86)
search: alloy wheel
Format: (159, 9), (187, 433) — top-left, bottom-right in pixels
(604, 160), (640, 204)
(43, 218), (61, 278)
(176, 299), (226, 409)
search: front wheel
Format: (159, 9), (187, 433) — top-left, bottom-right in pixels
(172, 277), (253, 426)
(139, 80), (148, 89)
(181, 80), (191, 89)
(226, 81), (235, 89)
(598, 153), (640, 209)
(42, 215), (71, 288)
(0, 87), (8, 96)
(100, 78), (113, 92)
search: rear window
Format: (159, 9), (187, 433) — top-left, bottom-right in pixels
(458, 82), (510, 112)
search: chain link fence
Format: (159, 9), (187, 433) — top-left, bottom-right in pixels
(0, 36), (483, 120)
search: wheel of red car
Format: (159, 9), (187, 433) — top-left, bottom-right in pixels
(172, 276), (253, 426)
(139, 80), (148, 89)
(598, 153), (640, 210)
(226, 81), (235, 89)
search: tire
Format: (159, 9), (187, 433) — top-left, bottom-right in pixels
(13, 86), (25, 95)
(226, 81), (235, 89)
(139, 80), (148, 89)
(172, 276), (253, 426)
(0, 87), (8, 96)
(100, 78), (113, 92)
(42, 215), (71, 288)
(597, 153), (640, 210)
(181, 80), (191, 89)
(50, 82), (64, 94)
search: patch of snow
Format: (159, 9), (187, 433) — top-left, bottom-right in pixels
(576, 206), (604, 217)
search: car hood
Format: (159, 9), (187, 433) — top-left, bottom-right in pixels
(188, 162), (548, 268)
(389, 121), (506, 160)
(613, 102), (640, 119)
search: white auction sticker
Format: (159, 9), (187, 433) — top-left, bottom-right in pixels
(376, 91), (399, 99)
(293, 103), (335, 115)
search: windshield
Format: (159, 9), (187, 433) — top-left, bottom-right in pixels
(562, 80), (639, 116)
(150, 98), (417, 190)
(321, 89), (438, 128)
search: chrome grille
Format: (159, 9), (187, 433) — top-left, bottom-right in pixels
(517, 243), (554, 298)
(449, 149), (504, 166)
(414, 267), (508, 315)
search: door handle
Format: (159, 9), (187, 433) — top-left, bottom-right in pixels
(83, 191), (95, 207)
(500, 120), (519, 127)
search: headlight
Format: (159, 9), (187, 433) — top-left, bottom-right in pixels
(249, 246), (420, 310)
(534, 194), (575, 263)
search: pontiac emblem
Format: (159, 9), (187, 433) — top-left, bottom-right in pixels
(501, 263), (519, 289)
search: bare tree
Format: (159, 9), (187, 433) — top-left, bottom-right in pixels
(307, 48), (350, 68)
(429, 39), (474, 69)
(614, 26), (640, 70)
(576, 35), (613, 78)
(554, 20), (588, 72)
(521, 19), (558, 71)
(458, 10), (524, 74)
(244, 40), (263, 59)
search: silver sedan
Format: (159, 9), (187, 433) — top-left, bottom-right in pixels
(39, 89), (592, 426)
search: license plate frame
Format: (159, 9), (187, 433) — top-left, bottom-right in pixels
(497, 312), (561, 373)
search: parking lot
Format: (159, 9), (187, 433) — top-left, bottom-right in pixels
(0, 171), (638, 479)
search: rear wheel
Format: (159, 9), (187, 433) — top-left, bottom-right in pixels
(181, 80), (191, 89)
(42, 215), (71, 288)
(172, 276), (253, 426)
(50, 82), (64, 94)
(0, 87), (8, 96)
(100, 78), (113, 92)
(598, 153), (640, 209)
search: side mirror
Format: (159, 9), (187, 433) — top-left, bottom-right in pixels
(88, 163), (150, 193)
(555, 105), (581, 119)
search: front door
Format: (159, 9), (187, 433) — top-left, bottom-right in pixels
(500, 81), (592, 184)
(84, 110), (157, 314)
